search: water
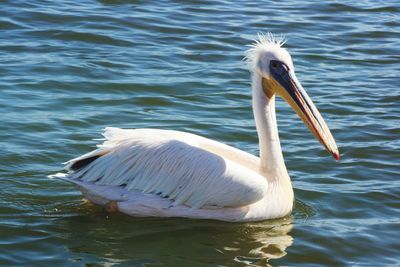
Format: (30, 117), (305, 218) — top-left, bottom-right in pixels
(1, 0), (399, 266)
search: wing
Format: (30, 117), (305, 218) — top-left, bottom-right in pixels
(64, 127), (267, 209)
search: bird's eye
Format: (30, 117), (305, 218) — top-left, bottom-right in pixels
(271, 61), (278, 68)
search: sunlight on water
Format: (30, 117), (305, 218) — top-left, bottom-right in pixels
(0, 0), (399, 266)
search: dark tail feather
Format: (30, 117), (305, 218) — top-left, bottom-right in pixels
(70, 155), (102, 171)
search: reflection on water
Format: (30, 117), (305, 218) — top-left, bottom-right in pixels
(1, 0), (399, 265)
(234, 220), (293, 266)
(60, 205), (293, 266)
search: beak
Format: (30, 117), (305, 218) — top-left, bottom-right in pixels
(263, 61), (339, 160)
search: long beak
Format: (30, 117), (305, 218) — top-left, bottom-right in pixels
(263, 64), (339, 160)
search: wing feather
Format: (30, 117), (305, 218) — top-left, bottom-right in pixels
(65, 128), (268, 208)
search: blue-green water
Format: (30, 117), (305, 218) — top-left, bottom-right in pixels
(1, 1), (399, 266)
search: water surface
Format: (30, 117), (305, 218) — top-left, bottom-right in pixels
(1, 0), (399, 266)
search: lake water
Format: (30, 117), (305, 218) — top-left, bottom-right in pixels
(1, 1), (399, 266)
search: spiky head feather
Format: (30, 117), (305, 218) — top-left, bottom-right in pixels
(245, 32), (287, 71)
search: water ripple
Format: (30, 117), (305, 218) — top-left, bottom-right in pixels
(1, 0), (399, 266)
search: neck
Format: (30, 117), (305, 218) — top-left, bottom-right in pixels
(252, 73), (289, 182)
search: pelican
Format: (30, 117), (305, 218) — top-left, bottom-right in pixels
(53, 33), (339, 222)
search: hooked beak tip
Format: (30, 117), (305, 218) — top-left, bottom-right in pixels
(333, 151), (340, 161)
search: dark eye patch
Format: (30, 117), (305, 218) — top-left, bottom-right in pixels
(270, 60), (289, 74)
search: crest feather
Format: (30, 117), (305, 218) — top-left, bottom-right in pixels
(244, 32), (287, 70)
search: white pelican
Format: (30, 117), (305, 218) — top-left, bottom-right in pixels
(53, 33), (339, 222)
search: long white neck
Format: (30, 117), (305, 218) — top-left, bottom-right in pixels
(252, 73), (289, 183)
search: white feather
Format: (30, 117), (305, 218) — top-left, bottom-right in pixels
(49, 33), (330, 222)
(66, 128), (268, 209)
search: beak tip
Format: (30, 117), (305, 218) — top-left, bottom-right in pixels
(333, 151), (340, 161)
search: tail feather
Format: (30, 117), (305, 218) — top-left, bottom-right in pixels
(59, 127), (134, 173)
(69, 154), (103, 171)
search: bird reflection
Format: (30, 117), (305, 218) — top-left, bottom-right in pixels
(58, 207), (294, 266)
(218, 217), (293, 266)
(244, 219), (293, 261)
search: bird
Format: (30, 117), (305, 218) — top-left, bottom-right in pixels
(52, 33), (339, 222)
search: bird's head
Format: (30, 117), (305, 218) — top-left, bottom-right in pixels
(246, 33), (339, 160)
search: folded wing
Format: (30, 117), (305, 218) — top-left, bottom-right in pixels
(64, 127), (268, 209)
